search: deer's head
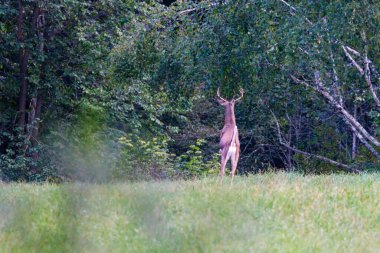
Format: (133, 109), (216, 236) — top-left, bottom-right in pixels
(216, 87), (244, 110)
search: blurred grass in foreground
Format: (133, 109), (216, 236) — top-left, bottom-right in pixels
(1, 173), (380, 252)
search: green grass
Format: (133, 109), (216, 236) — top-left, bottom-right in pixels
(1, 173), (380, 252)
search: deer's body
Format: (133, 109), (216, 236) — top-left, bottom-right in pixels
(220, 124), (239, 172)
(217, 88), (243, 179)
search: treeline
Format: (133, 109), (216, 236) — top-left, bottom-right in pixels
(1, 0), (380, 181)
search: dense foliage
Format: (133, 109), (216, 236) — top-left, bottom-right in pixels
(1, 0), (380, 181)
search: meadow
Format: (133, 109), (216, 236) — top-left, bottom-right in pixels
(1, 173), (380, 253)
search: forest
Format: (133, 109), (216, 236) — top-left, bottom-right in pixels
(1, 0), (380, 182)
(3, 1), (380, 252)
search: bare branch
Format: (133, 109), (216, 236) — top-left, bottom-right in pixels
(279, 0), (297, 13)
(346, 119), (380, 161)
(345, 46), (361, 57)
(178, 8), (198, 15)
(271, 110), (284, 143)
(362, 31), (380, 108)
(278, 0), (313, 25)
(291, 74), (380, 147)
(324, 17), (343, 105)
(271, 110), (360, 173)
(298, 46), (310, 56)
(330, 51), (343, 105)
(342, 46), (364, 75)
(279, 1), (380, 160)
(178, 2), (222, 15)
(352, 105), (358, 160)
(282, 142), (361, 173)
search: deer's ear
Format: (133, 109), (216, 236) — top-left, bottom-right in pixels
(217, 99), (227, 105)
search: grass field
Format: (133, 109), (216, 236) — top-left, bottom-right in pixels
(1, 173), (380, 253)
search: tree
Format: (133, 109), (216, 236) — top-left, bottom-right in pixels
(0, 0), (137, 180)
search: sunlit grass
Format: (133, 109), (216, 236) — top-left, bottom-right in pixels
(1, 173), (380, 252)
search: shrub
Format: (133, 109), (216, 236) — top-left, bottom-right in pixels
(175, 139), (219, 178)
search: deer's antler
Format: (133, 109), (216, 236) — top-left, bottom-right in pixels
(233, 87), (244, 102)
(216, 87), (228, 102)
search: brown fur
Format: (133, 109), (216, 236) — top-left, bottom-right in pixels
(218, 101), (241, 179)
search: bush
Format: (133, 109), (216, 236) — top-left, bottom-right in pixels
(0, 130), (58, 182)
(175, 139), (219, 178)
(114, 134), (174, 181)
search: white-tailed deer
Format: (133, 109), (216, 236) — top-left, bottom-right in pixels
(216, 87), (244, 179)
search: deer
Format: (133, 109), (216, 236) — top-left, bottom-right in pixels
(216, 87), (244, 180)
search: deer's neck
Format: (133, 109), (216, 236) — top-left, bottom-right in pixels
(224, 106), (236, 126)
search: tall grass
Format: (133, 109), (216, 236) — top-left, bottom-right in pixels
(1, 173), (380, 252)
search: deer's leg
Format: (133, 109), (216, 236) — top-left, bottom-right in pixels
(220, 156), (228, 178)
(231, 147), (239, 179)
(220, 148), (228, 178)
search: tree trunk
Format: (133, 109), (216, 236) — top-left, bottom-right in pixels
(16, 2), (41, 132)
(30, 94), (43, 162)
(286, 118), (293, 170)
(16, 0), (29, 131)
(31, 8), (46, 148)
(17, 51), (29, 131)
(352, 105), (357, 160)
(31, 95), (43, 147)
